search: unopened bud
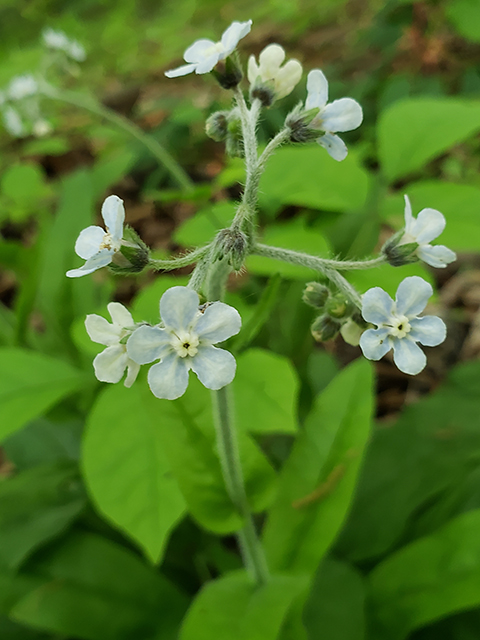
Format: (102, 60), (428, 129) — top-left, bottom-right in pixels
(213, 228), (248, 271)
(110, 226), (150, 274)
(340, 318), (364, 347)
(382, 232), (419, 267)
(325, 293), (354, 319)
(206, 111), (229, 142)
(250, 81), (276, 108)
(311, 314), (341, 342)
(211, 55), (243, 89)
(285, 106), (321, 143)
(225, 112), (244, 158)
(303, 282), (330, 309)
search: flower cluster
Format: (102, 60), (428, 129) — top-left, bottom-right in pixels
(0, 75), (50, 138)
(84, 287), (241, 399)
(42, 28), (86, 62)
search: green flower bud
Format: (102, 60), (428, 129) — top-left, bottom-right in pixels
(211, 55), (243, 89)
(311, 314), (341, 342)
(325, 293), (354, 319)
(213, 228), (248, 272)
(302, 282), (330, 309)
(206, 111), (229, 142)
(285, 106), (321, 143)
(110, 226), (150, 274)
(382, 231), (419, 267)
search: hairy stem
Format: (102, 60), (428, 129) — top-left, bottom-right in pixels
(150, 245), (211, 272)
(40, 83), (194, 192)
(211, 386), (270, 585)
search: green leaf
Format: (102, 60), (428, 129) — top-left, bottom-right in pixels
(0, 348), (84, 442)
(0, 163), (49, 223)
(234, 349), (298, 435)
(336, 360), (480, 562)
(10, 531), (187, 640)
(258, 145), (369, 215)
(180, 571), (307, 640)
(132, 274), (189, 325)
(0, 462), (85, 570)
(368, 509), (480, 640)
(378, 98), (480, 181)
(348, 261), (434, 298)
(446, 0), (480, 43)
(263, 358), (374, 575)
(247, 217), (330, 280)
(83, 383), (186, 564)
(303, 557), (365, 640)
(173, 201), (235, 247)
(154, 376), (277, 533)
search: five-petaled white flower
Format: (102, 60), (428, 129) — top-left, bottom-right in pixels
(359, 276), (446, 375)
(42, 28), (86, 62)
(165, 20), (252, 78)
(305, 69), (363, 161)
(248, 44), (302, 100)
(399, 195), (456, 268)
(85, 302), (140, 387)
(67, 195), (125, 278)
(127, 286), (241, 400)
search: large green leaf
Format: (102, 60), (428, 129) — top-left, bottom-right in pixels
(348, 262), (434, 298)
(263, 358), (374, 575)
(173, 201), (235, 247)
(10, 531), (187, 640)
(368, 509), (480, 640)
(142, 376), (277, 534)
(303, 557), (365, 640)
(83, 383), (186, 564)
(258, 145), (369, 214)
(336, 361), (480, 562)
(0, 462), (85, 570)
(0, 348), (84, 442)
(180, 571), (307, 640)
(446, 0), (480, 43)
(377, 98), (480, 181)
(234, 349), (298, 435)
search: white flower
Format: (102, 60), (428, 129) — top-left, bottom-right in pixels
(32, 119), (52, 137)
(85, 303), (140, 387)
(399, 195), (456, 268)
(127, 286), (241, 400)
(247, 44), (302, 100)
(67, 195), (125, 278)
(304, 69), (363, 161)
(8, 75), (38, 101)
(165, 20), (252, 78)
(42, 28), (86, 62)
(359, 276), (446, 375)
(2, 105), (25, 137)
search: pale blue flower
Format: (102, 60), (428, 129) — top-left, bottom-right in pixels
(305, 69), (363, 161)
(127, 286), (241, 400)
(400, 195), (456, 268)
(85, 302), (140, 387)
(165, 20), (252, 78)
(67, 195), (124, 278)
(359, 276), (446, 375)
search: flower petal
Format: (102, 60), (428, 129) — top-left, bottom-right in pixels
(258, 44), (285, 77)
(124, 361), (141, 388)
(190, 345), (236, 390)
(101, 195), (124, 241)
(66, 249), (113, 278)
(317, 133), (348, 161)
(195, 53), (220, 74)
(361, 287), (394, 325)
(392, 337), (427, 375)
(410, 208), (446, 244)
(160, 286), (200, 332)
(127, 325), (172, 365)
(85, 314), (120, 346)
(395, 276), (432, 317)
(416, 244), (457, 269)
(75, 226), (105, 259)
(409, 315), (446, 347)
(359, 328), (392, 361)
(165, 63), (197, 78)
(93, 345), (128, 383)
(194, 302), (242, 343)
(403, 194), (413, 234)
(184, 39), (216, 62)
(306, 69), (328, 110)
(320, 98), (363, 132)
(220, 20), (252, 56)
(148, 353), (190, 400)
(247, 55), (260, 83)
(276, 60), (303, 99)
(107, 302), (134, 328)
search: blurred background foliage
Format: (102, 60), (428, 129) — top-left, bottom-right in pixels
(2, 0), (480, 638)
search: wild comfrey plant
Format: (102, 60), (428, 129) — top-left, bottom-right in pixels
(68, 19), (455, 587)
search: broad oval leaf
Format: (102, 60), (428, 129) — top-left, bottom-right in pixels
(378, 98), (480, 181)
(83, 383), (186, 564)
